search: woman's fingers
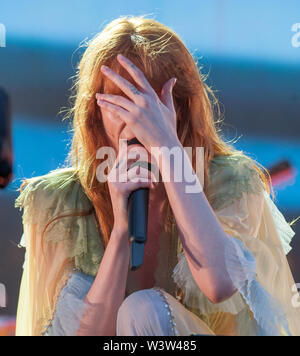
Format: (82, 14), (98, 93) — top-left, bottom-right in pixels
(100, 64), (145, 104)
(96, 93), (137, 113)
(96, 99), (132, 126)
(160, 77), (177, 112)
(126, 165), (154, 192)
(100, 53), (158, 105)
(127, 165), (155, 183)
(116, 54), (157, 96)
(125, 179), (153, 193)
(108, 143), (156, 187)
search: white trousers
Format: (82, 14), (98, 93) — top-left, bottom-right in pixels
(116, 287), (215, 336)
(116, 288), (177, 336)
(44, 272), (214, 336)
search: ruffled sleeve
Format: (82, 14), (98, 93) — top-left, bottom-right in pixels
(43, 271), (103, 336)
(172, 154), (300, 336)
(14, 167), (105, 336)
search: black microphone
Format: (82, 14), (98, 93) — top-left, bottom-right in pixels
(127, 138), (151, 271)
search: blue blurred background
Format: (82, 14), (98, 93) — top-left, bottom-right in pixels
(0, 0), (299, 327)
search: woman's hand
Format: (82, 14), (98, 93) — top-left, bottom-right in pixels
(107, 141), (156, 234)
(95, 54), (178, 153)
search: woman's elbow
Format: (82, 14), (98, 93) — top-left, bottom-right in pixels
(205, 279), (237, 304)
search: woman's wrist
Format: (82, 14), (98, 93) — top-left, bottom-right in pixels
(111, 224), (129, 246)
(151, 136), (183, 174)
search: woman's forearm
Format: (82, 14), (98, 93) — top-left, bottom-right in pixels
(158, 138), (236, 303)
(78, 227), (130, 336)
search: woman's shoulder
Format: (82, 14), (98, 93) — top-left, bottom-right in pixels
(209, 152), (258, 174)
(207, 153), (266, 210)
(14, 166), (92, 215)
(15, 167), (104, 276)
(16, 166), (78, 192)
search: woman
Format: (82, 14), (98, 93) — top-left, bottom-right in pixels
(15, 16), (300, 336)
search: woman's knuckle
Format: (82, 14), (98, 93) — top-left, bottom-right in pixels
(126, 115), (135, 126)
(136, 104), (147, 115)
(138, 95), (148, 107)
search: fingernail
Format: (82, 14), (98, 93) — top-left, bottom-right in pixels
(173, 78), (177, 86)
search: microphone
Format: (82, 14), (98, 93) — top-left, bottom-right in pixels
(127, 138), (151, 271)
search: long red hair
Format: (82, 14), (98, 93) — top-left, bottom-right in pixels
(19, 15), (273, 248)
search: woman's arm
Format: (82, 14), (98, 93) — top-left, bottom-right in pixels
(157, 137), (237, 304)
(78, 226), (130, 336)
(94, 54), (236, 304)
(77, 141), (154, 336)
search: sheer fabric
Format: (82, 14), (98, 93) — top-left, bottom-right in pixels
(172, 187), (300, 336)
(15, 168), (104, 336)
(42, 271), (214, 336)
(14, 154), (300, 336)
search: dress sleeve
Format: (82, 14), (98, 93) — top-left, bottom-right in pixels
(14, 168), (104, 336)
(43, 271), (105, 336)
(172, 156), (300, 336)
(219, 189), (298, 336)
(15, 214), (73, 336)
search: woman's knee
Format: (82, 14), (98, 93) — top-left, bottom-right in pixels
(117, 289), (157, 322)
(116, 288), (173, 336)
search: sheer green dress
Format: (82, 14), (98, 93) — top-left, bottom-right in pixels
(14, 154), (300, 336)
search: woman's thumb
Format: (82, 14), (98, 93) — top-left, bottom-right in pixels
(161, 77), (177, 110)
